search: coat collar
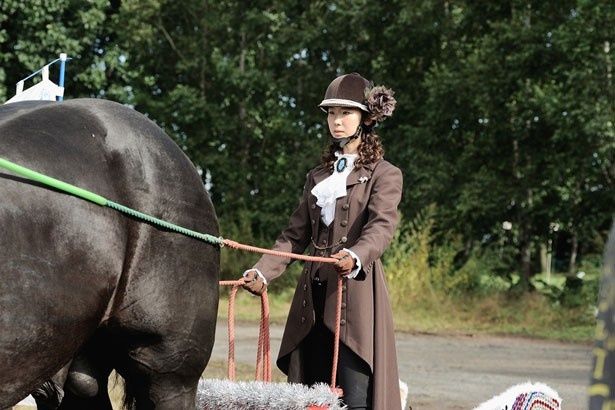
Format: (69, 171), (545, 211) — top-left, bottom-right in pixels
(312, 159), (380, 187)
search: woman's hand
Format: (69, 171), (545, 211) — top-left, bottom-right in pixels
(331, 250), (356, 276)
(242, 269), (267, 296)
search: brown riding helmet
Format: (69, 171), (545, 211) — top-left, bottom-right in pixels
(318, 73), (371, 112)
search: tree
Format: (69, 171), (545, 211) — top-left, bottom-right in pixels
(413, 1), (613, 286)
(0, 0), (127, 102)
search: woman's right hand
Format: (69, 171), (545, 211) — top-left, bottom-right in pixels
(241, 269), (267, 296)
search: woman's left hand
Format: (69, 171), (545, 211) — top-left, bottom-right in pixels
(331, 250), (356, 276)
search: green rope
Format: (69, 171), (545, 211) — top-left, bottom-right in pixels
(0, 157), (223, 247)
(0, 157), (107, 206)
(106, 201), (221, 244)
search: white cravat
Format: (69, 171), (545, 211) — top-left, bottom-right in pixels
(311, 152), (357, 226)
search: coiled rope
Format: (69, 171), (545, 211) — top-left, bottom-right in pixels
(219, 276), (344, 392)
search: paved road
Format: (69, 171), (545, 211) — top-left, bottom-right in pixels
(211, 321), (592, 409)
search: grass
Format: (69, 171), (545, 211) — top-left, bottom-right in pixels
(389, 291), (595, 342)
(217, 287), (293, 324)
(220, 285), (595, 343)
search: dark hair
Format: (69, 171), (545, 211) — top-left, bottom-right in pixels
(320, 124), (384, 169)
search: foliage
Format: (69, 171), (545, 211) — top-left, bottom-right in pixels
(384, 207), (461, 303)
(384, 206), (598, 341)
(412, 1), (614, 285)
(0, 0), (612, 297)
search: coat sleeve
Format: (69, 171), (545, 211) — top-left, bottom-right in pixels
(348, 163), (403, 277)
(252, 172), (313, 282)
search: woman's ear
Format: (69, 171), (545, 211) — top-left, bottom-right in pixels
(363, 118), (374, 126)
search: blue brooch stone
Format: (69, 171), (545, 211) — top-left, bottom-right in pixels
(336, 157), (347, 173)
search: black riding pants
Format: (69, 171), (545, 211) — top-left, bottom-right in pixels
(301, 279), (373, 409)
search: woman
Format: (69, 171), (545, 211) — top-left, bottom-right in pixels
(242, 73), (403, 410)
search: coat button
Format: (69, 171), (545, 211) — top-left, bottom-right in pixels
(342, 203), (349, 210)
(311, 204), (316, 209)
(303, 284), (308, 291)
(311, 219), (315, 224)
(341, 302), (347, 309)
(301, 316), (306, 323)
(340, 319), (346, 326)
(319, 251), (325, 256)
(342, 284), (347, 291)
(302, 300), (307, 307)
(340, 236), (347, 243)
(340, 220), (348, 227)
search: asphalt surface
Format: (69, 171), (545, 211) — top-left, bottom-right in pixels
(210, 321), (593, 409)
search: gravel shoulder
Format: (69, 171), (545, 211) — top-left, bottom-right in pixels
(211, 321), (592, 409)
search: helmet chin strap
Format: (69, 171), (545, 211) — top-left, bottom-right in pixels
(330, 134), (356, 148)
(330, 124), (366, 148)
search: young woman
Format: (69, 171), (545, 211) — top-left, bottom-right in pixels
(242, 73), (403, 410)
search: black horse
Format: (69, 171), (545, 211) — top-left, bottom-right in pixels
(0, 99), (220, 409)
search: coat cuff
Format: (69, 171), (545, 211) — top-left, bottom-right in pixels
(343, 248), (362, 279)
(243, 268), (268, 285)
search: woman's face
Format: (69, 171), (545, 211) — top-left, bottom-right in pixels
(327, 106), (362, 139)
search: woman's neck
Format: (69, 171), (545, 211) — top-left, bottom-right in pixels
(342, 136), (361, 155)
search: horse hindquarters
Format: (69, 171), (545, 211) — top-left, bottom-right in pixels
(107, 227), (219, 410)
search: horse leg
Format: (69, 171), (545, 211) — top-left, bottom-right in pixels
(117, 340), (204, 410)
(110, 229), (218, 409)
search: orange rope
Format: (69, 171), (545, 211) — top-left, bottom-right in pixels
(330, 275), (344, 391)
(223, 239), (337, 264)
(219, 280), (272, 382)
(220, 280), (241, 381)
(255, 291), (271, 381)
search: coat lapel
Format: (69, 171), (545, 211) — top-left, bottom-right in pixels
(312, 165), (330, 186)
(346, 160), (379, 187)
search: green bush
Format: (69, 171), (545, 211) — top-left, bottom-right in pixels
(383, 206), (458, 305)
(453, 248), (513, 295)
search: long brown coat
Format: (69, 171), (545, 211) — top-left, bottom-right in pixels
(254, 158), (403, 410)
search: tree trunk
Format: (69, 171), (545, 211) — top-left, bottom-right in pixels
(569, 233), (578, 274)
(539, 242), (548, 273)
(521, 241), (532, 287)
(518, 223), (532, 290)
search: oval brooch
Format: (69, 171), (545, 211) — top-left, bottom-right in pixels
(336, 157), (347, 173)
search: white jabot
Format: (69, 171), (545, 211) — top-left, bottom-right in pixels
(311, 152), (357, 226)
